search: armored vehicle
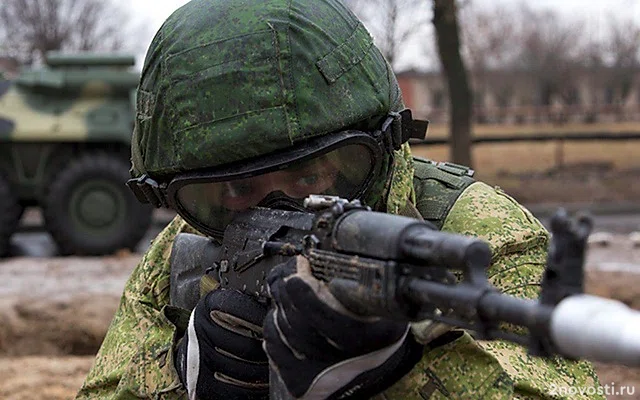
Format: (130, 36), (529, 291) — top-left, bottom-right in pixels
(0, 53), (153, 256)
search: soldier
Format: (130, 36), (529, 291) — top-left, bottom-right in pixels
(76, 0), (603, 399)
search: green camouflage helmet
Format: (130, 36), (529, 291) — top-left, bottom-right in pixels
(130, 0), (404, 179)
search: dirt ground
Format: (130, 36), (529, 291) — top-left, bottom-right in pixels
(0, 237), (639, 399)
(0, 254), (136, 400)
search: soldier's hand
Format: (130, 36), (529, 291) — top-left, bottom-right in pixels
(263, 256), (423, 399)
(175, 288), (269, 400)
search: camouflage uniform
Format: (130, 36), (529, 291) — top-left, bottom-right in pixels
(76, 145), (602, 399)
(77, 0), (602, 397)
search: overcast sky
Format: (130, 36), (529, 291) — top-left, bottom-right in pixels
(126, 0), (640, 69)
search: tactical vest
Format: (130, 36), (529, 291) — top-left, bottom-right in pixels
(169, 157), (476, 311)
(400, 157), (475, 229)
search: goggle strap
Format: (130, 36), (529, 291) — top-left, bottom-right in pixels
(386, 109), (429, 151)
(126, 175), (168, 208)
(400, 109), (429, 143)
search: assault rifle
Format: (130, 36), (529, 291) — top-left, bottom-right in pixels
(170, 195), (640, 384)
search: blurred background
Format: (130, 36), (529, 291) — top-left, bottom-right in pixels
(0, 0), (639, 399)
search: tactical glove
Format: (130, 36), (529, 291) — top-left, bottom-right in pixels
(175, 288), (269, 400)
(264, 256), (423, 399)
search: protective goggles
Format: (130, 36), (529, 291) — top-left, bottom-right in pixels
(128, 110), (428, 238)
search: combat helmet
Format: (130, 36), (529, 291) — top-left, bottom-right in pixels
(128, 0), (427, 237)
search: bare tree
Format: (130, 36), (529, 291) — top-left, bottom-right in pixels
(433, 0), (473, 167)
(343, 0), (432, 69)
(459, 3), (524, 122)
(344, 0), (472, 165)
(515, 6), (585, 109)
(601, 14), (640, 107)
(0, 0), (137, 66)
(459, 4), (521, 72)
(460, 4), (598, 120)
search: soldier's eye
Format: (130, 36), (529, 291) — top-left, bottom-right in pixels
(296, 174), (319, 187)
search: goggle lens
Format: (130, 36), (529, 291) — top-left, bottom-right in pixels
(174, 143), (374, 233)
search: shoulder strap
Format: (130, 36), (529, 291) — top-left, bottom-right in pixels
(410, 157), (475, 229)
(398, 197), (425, 220)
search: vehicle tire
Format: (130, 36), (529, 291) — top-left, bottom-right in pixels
(43, 153), (153, 255)
(0, 174), (22, 257)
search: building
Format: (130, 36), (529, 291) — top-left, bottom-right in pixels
(397, 66), (640, 125)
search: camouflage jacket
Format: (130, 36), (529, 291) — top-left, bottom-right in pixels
(76, 148), (602, 400)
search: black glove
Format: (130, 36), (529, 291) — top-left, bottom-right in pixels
(263, 256), (423, 399)
(175, 288), (269, 400)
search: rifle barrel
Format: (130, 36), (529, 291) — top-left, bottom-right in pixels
(407, 278), (640, 367)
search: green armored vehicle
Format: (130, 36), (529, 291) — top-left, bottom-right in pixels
(0, 53), (153, 256)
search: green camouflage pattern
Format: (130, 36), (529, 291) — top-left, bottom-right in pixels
(131, 0), (399, 178)
(381, 182), (603, 399)
(76, 215), (197, 399)
(0, 53), (138, 143)
(385, 143), (416, 214)
(76, 155), (603, 399)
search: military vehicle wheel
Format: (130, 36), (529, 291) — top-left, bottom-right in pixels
(43, 153), (153, 255)
(0, 175), (22, 256)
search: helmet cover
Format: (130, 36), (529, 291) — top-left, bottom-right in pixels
(131, 0), (404, 179)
